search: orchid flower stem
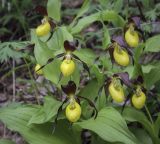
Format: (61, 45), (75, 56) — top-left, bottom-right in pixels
(144, 104), (153, 124)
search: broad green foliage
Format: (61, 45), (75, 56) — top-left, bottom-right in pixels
(144, 66), (160, 89)
(123, 107), (160, 144)
(75, 107), (140, 144)
(78, 79), (99, 100)
(0, 139), (16, 144)
(155, 113), (160, 136)
(102, 22), (111, 49)
(70, 10), (125, 34)
(47, 0), (61, 22)
(0, 104), (80, 144)
(32, 30), (61, 84)
(28, 96), (62, 125)
(73, 48), (96, 66)
(96, 88), (107, 111)
(145, 35), (160, 52)
(70, 0), (91, 28)
(130, 128), (153, 144)
(47, 26), (73, 51)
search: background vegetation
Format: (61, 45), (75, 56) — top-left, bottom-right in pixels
(0, 0), (160, 144)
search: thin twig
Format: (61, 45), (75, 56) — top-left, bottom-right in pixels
(126, 0), (130, 20)
(12, 59), (16, 102)
(23, 58), (40, 105)
(1, 63), (32, 80)
(3, 124), (6, 138)
(134, 0), (146, 21)
(141, 21), (160, 26)
(144, 104), (154, 124)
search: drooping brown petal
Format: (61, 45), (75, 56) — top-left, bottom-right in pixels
(34, 5), (48, 16)
(114, 72), (133, 88)
(112, 36), (127, 48)
(72, 54), (90, 77)
(61, 81), (77, 95)
(131, 16), (141, 28)
(131, 75), (144, 85)
(48, 20), (56, 29)
(64, 40), (76, 52)
(121, 92), (132, 114)
(107, 44), (115, 65)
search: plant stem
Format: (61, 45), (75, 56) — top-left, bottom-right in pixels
(145, 104), (154, 124)
(23, 58), (40, 105)
(2, 63), (32, 80)
(126, 0), (129, 20)
(12, 59), (16, 102)
(141, 21), (160, 26)
(3, 124), (6, 138)
(134, 0), (146, 21)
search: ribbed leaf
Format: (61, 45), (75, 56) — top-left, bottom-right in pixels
(73, 48), (96, 66)
(70, 0), (91, 27)
(122, 107), (160, 144)
(0, 105), (80, 144)
(71, 10), (125, 34)
(145, 35), (160, 52)
(47, 0), (61, 22)
(130, 128), (153, 144)
(47, 26), (73, 50)
(0, 139), (15, 144)
(74, 107), (140, 144)
(102, 24), (111, 49)
(144, 67), (160, 89)
(33, 31), (61, 84)
(28, 96), (62, 125)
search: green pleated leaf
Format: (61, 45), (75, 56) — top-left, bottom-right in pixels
(28, 96), (62, 125)
(33, 32), (61, 84)
(102, 24), (111, 49)
(122, 107), (152, 133)
(73, 48), (96, 66)
(134, 44), (145, 63)
(70, 0), (91, 27)
(144, 35), (160, 52)
(78, 79), (100, 118)
(0, 105), (80, 144)
(101, 10), (125, 27)
(70, 10), (125, 34)
(130, 128), (153, 144)
(113, 0), (123, 13)
(75, 0), (90, 19)
(91, 65), (104, 85)
(47, 26), (73, 51)
(155, 113), (160, 136)
(122, 107), (160, 144)
(78, 79), (99, 100)
(96, 88), (106, 111)
(142, 63), (160, 73)
(70, 12), (99, 35)
(47, 0), (61, 22)
(74, 107), (140, 144)
(0, 139), (16, 144)
(143, 66), (160, 89)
